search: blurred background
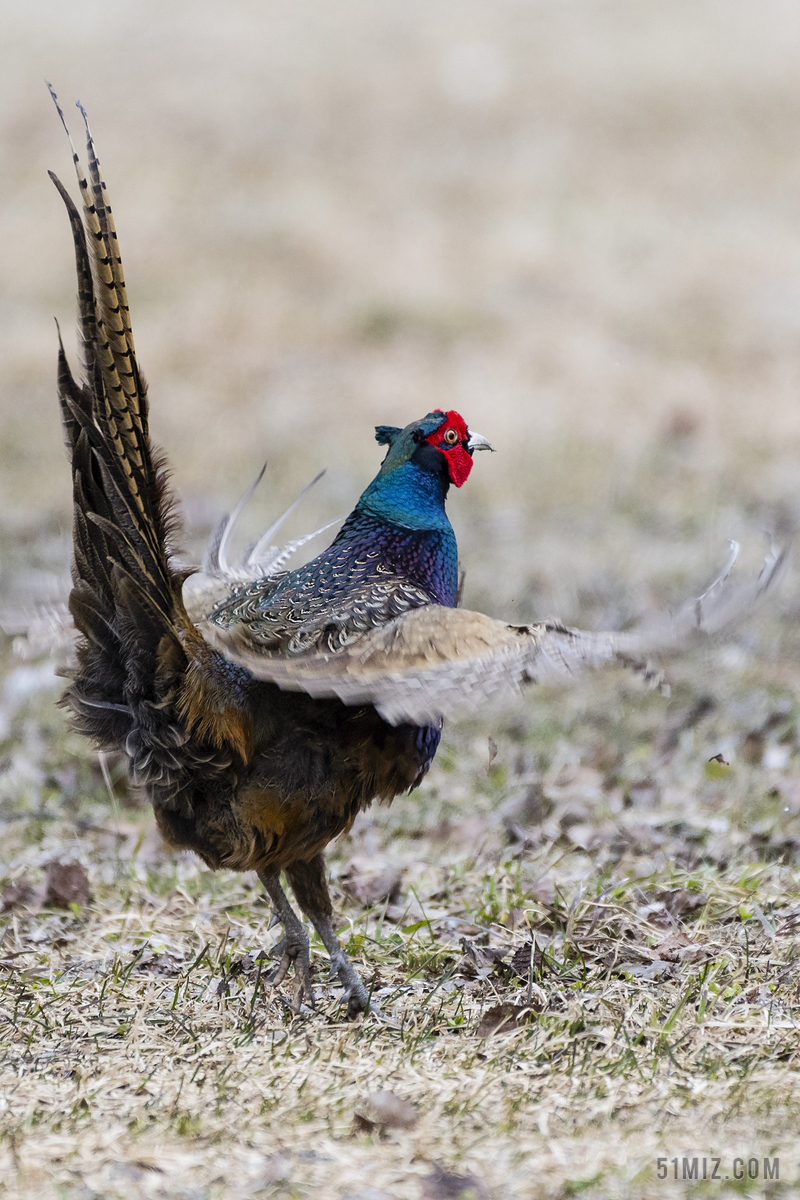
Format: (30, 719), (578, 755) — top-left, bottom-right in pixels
(2, 0), (800, 632)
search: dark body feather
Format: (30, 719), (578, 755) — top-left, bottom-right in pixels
(154, 680), (437, 874)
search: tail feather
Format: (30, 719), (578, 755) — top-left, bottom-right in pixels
(75, 102), (137, 366)
(48, 86), (158, 538)
(48, 87), (255, 789)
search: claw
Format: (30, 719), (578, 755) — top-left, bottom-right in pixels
(341, 981), (374, 1019)
(267, 936), (315, 1008)
(269, 951), (291, 989)
(325, 948), (373, 1016)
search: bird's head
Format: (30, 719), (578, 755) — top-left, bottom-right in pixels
(374, 409), (494, 489)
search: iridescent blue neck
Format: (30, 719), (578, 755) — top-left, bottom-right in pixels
(327, 461), (459, 605)
(356, 460), (452, 533)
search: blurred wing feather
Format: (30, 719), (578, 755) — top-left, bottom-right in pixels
(201, 544), (788, 726)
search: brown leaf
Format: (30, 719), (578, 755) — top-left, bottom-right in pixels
(228, 953), (257, 977)
(1, 878), (38, 912)
(474, 1002), (534, 1037)
(365, 1089), (417, 1130)
(457, 939), (511, 979)
(43, 862), (91, 910)
(487, 736), (498, 764)
(509, 941), (534, 977)
(657, 888), (707, 919)
(651, 930), (691, 961)
(741, 730), (765, 764)
(139, 953), (183, 976)
(421, 1164), (488, 1199)
(343, 862), (404, 907)
(651, 930), (709, 963)
(507, 940), (551, 980)
(637, 902), (673, 929)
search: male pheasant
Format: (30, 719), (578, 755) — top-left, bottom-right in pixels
(46, 93), (783, 1015)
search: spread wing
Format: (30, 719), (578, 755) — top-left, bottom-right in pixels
(200, 544), (787, 727)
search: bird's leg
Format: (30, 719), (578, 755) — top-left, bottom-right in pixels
(257, 870), (314, 1009)
(286, 856), (372, 1018)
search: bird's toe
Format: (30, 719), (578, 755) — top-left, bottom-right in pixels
(268, 937), (315, 1009)
(342, 979), (373, 1018)
(327, 949), (374, 1016)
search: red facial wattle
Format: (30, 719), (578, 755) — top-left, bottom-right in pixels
(425, 409), (474, 488)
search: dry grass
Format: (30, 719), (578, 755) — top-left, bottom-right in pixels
(3, 660), (800, 1199)
(4, 1), (800, 1196)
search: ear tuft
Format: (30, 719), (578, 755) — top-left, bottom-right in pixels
(375, 425), (402, 446)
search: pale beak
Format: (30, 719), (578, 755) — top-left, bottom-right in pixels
(467, 430), (494, 452)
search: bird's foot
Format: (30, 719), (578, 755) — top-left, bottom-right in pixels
(269, 934), (315, 1010)
(327, 947), (374, 1018)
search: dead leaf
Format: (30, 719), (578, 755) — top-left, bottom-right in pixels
(421, 1163), (488, 1199)
(228, 954), (257, 977)
(1, 878), (39, 912)
(708, 753), (729, 767)
(565, 822), (595, 849)
(651, 930), (708, 963)
(347, 865), (404, 907)
(138, 953), (183, 976)
(507, 940), (550, 980)
(474, 1002), (534, 1037)
(487, 736), (498, 764)
(509, 941), (534, 977)
(43, 862), (91, 910)
(456, 939), (511, 979)
(741, 731), (765, 764)
(365, 1089), (417, 1130)
(637, 902), (673, 929)
(657, 888), (707, 918)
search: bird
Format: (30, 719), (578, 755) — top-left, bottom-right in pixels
(44, 90), (784, 1016)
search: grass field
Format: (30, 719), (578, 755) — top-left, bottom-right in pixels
(3, 2), (800, 1197)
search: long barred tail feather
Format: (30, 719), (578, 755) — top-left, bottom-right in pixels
(47, 87), (253, 801)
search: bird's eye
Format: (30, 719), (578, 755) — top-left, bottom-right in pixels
(442, 428), (459, 446)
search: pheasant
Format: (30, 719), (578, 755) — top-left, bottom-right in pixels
(45, 91), (783, 1015)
